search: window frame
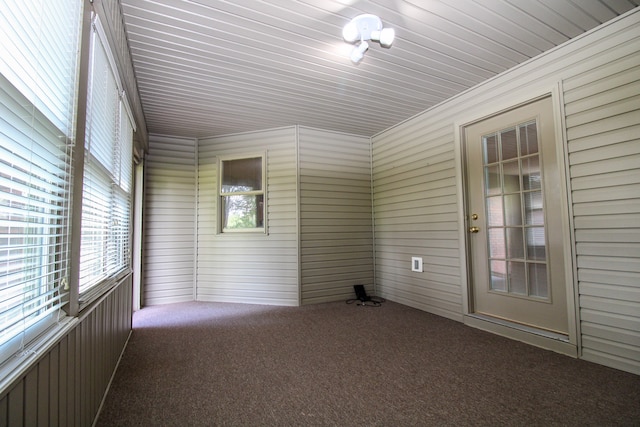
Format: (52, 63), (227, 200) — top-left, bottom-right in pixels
(78, 14), (136, 305)
(0, 0), (82, 372)
(217, 153), (267, 234)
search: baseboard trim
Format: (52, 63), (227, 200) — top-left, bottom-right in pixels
(92, 328), (133, 427)
(464, 314), (577, 357)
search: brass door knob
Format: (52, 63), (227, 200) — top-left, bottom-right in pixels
(469, 226), (480, 233)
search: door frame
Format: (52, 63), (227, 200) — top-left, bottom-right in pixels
(453, 84), (579, 356)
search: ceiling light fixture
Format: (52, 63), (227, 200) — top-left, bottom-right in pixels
(343, 14), (395, 64)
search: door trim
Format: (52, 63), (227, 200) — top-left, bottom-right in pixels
(453, 83), (579, 354)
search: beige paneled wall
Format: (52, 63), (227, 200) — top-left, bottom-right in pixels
(298, 127), (374, 304)
(144, 126), (374, 306)
(0, 278), (132, 426)
(143, 135), (198, 306)
(372, 121), (462, 320)
(563, 50), (640, 374)
(197, 127), (299, 306)
(371, 10), (639, 373)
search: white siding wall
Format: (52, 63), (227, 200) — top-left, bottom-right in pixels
(563, 51), (640, 374)
(197, 127), (299, 305)
(372, 121), (462, 320)
(143, 135), (197, 305)
(298, 127), (373, 304)
(372, 11), (639, 373)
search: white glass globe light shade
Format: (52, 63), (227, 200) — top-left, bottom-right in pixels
(350, 41), (369, 63)
(342, 22), (359, 43)
(379, 27), (395, 47)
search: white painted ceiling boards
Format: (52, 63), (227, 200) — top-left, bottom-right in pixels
(119, 0), (639, 138)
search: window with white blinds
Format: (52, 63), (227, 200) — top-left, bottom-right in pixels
(79, 17), (134, 297)
(0, 0), (81, 365)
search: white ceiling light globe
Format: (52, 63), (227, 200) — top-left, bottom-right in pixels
(342, 22), (359, 43)
(379, 27), (395, 47)
(350, 41), (369, 63)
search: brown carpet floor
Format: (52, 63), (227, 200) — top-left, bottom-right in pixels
(97, 300), (640, 426)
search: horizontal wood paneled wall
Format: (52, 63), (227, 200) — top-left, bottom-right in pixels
(0, 277), (132, 426)
(143, 135), (197, 306)
(372, 10), (639, 373)
(298, 127), (373, 304)
(197, 127), (299, 305)
(563, 47), (640, 374)
(372, 119), (462, 320)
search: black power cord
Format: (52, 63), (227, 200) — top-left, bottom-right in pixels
(345, 296), (386, 307)
(346, 284), (385, 307)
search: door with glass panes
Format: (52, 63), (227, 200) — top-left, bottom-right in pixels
(464, 97), (568, 335)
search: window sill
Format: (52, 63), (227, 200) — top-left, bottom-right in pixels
(79, 270), (132, 313)
(220, 228), (266, 234)
(0, 316), (78, 396)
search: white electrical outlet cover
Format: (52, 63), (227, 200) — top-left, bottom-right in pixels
(411, 257), (423, 272)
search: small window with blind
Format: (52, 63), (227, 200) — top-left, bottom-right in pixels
(0, 0), (82, 367)
(219, 155), (266, 233)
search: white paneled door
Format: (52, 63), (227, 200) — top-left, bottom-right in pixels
(465, 97), (569, 335)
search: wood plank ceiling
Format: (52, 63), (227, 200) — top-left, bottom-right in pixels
(119, 0), (639, 138)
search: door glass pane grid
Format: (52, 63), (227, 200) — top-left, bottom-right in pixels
(482, 120), (549, 300)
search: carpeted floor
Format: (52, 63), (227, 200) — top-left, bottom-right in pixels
(96, 300), (640, 426)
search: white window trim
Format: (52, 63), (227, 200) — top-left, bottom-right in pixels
(217, 152), (267, 234)
(0, 0), (82, 389)
(78, 12), (136, 307)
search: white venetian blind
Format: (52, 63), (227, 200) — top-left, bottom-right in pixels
(79, 17), (134, 296)
(0, 0), (81, 364)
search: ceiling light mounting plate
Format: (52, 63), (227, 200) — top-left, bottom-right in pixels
(343, 14), (382, 42)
